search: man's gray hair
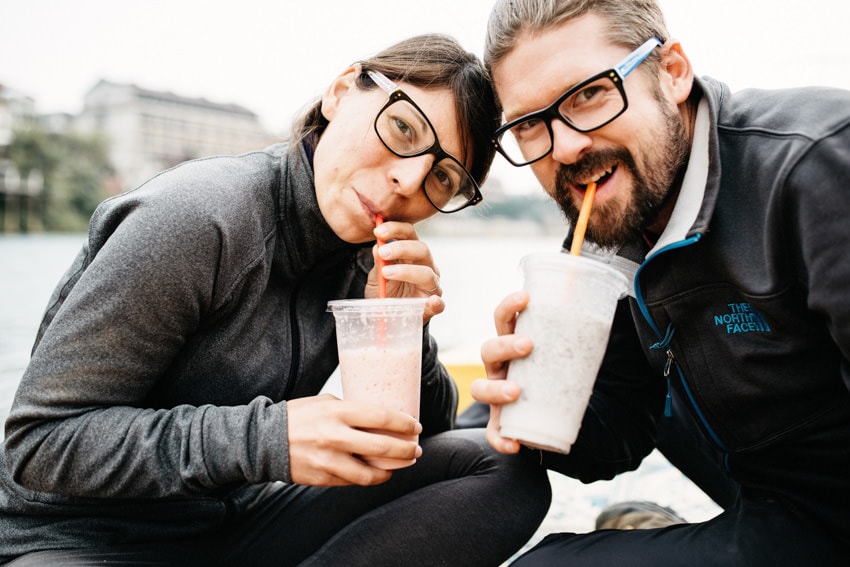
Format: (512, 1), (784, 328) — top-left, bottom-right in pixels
(484, 0), (669, 72)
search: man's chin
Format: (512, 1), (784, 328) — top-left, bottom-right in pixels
(572, 204), (639, 249)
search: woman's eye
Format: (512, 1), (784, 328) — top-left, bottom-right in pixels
(392, 117), (414, 140)
(430, 166), (458, 194)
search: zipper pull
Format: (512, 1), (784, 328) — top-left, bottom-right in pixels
(650, 326), (676, 418)
(663, 349), (675, 417)
(663, 349), (675, 377)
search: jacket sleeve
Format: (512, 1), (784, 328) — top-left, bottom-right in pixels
(538, 299), (666, 482)
(786, 119), (850, 392)
(4, 188), (291, 499)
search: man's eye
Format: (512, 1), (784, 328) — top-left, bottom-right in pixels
(512, 118), (544, 139)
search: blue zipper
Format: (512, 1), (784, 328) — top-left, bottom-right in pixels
(634, 234), (729, 453)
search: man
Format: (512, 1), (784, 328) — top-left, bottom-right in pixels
(471, 0), (850, 564)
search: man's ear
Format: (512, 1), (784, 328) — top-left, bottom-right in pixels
(659, 39), (694, 105)
(321, 64), (361, 121)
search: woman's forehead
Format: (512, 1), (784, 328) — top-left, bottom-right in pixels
(393, 84), (466, 157)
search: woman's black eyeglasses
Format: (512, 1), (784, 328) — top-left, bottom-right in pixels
(367, 70), (482, 213)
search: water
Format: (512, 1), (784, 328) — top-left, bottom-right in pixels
(0, 233), (559, 424)
(0, 233), (86, 422)
(0, 233), (722, 540)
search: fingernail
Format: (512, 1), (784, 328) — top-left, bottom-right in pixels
(502, 381), (520, 399)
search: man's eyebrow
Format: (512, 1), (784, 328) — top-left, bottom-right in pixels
(510, 54), (626, 124)
(502, 79), (580, 123)
(504, 97), (552, 123)
(503, 104), (540, 124)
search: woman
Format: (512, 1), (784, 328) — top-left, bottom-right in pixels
(0, 35), (550, 566)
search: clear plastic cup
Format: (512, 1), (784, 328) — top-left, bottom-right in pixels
(499, 253), (628, 454)
(327, 298), (427, 469)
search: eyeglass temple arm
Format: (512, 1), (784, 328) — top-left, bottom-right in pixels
(366, 70), (399, 95)
(615, 37), (664, 78)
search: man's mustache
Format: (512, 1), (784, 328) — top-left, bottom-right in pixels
(556, 148), (630, 186)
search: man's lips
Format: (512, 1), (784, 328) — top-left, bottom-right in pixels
(577, 165), (616, 191)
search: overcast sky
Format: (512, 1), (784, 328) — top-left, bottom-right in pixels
(2, 0), (848, 192)
(4, 0), (849, 131)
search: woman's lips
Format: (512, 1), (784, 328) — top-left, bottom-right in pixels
(356, 191), (380, 222)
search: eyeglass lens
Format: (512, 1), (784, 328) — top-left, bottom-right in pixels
(375, 97), (477, 212)
(497, 74), (625, 166)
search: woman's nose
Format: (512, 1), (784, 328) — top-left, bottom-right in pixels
(390, 155), (433, 196)
(550, 120), (593, 165)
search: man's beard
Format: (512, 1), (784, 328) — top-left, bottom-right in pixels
(553, 104), (690, 249)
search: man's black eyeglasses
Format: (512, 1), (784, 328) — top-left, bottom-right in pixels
(493, 37), (663, 167)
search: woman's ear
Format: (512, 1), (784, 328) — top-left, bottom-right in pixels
(659, 39), (694, 105)
(320, 64), (361, 121)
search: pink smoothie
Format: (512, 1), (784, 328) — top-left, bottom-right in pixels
(338, 345), (421, 469)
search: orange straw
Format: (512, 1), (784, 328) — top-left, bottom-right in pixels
(569, 182), (597, 256)
(374, 214), (388, 345)
(375, 214), (387, 298)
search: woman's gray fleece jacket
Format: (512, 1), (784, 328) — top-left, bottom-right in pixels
(0, 142), (458, 560)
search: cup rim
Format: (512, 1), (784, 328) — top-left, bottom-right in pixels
(520, 252), (629, 296)
(326, 297), (428, 312)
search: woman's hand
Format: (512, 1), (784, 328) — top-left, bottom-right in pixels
(286, 394), (423, 486)
(470, 291), (533, 454)
(366, 220), (445, 324)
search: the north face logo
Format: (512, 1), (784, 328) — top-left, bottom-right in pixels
(713, 302), (772, 335)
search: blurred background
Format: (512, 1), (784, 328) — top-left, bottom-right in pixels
(1, 0), (849, 233)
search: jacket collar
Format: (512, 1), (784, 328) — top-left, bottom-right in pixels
(598, 77), (729, 294)
(275, 141), (365, 280)
(645, 96), (711, 259)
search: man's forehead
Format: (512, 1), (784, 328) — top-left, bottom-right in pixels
(492, 18), (618, 121)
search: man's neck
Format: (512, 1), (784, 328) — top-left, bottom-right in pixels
(645, 94), (699, 239)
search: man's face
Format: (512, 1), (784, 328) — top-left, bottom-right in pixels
(492, 14), (690, 247)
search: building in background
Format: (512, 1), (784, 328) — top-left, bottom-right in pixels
(76, 80), (274, 192)
(1, 78), (564, 236)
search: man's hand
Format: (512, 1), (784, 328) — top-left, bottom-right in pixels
(471, 291), (534, 453)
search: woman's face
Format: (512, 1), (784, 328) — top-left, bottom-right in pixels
(313, 68), (466, 244)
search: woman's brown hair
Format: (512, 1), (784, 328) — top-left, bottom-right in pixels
(291, 33), (500, 189)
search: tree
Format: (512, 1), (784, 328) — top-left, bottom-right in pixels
(4, 126), (113, 232)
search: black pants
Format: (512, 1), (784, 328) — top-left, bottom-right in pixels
(460, 394), (850, 565)
(6, 429), (551, 567)
(458, 390), (740, 510)
(512, 490), (850, 566)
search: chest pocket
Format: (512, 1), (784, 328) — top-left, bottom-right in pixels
(645, 281), (841, 450)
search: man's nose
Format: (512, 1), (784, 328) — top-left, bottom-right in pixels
(549, 119), (593, 165)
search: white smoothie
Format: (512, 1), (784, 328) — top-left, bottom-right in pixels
(500, 302), (614, 453)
